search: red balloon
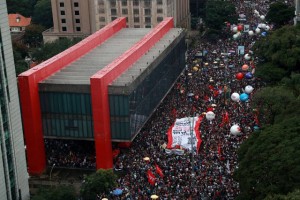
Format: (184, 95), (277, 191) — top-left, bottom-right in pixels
(237, 25), (243, 31)
(236, 72), (244, 80)
(242, 64), (249, 71)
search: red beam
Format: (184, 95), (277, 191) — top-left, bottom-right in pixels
(90, 18), (174, 170)
(18, 18), (127, 175)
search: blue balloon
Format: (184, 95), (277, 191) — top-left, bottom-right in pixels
(245, 72), (253, 79)
(254, 126), (260, 131)
(240, 93), (249, 102)
(261, 32), (267, 36)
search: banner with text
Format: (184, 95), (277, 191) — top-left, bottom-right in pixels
(167, 116), (202, 153)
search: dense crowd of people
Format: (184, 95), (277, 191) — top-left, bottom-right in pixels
(44, 0), (290, 199)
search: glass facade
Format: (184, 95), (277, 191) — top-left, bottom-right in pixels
(110, 38), (186, 140)
(0, 28), (16, 199)
(40, 92), (93, 138)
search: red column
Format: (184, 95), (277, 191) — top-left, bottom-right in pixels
(91, 18), (174, 170)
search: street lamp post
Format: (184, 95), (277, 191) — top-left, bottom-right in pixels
(50, 163), (56, 186)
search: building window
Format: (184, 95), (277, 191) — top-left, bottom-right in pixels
(157, 0), (163, 5)
(60, 2), (64, 7)
(61, 18), (66, 23)
(133, 0), (139, 6)
(134, 25), (140, 28)
(145, 25), (151, 28)
(111, 8), (117, 15)
(145, 17), (151, 23)
(145, 8), (151, 16)
(157, 8), (163, 14)
(62, 27), (67, 31)
(100, 17), (105, 22)
(75, 18), (80, 23)
(110, 0), (116, 7)
(75, 10), (80, 15)
(122, 8), (128, 15)
(99, 8), (105, 13)
(74, 2), (79, 7)
(60, 10), (65, 15)
(133, 9), (139, 15)
(76, 27), (81, 31)
(111, 16), (117, 21)
(121, 0), (127, 6)
(144, 0), (151, 7)
(134, 17), (139, 23)
(157, 16), (163, 22)
(98, 0), (104, 5)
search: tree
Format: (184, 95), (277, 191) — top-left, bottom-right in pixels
(204, 0), (237, 31)
(80, 169), (117, 200)
(32, 0), (53, 28)
(235, 113), (300, 200)
(252, 86), (295, 124)
(31, 37), (82, 63)
(266, 2), (295, 28)
(23, 24), (45, 48)
(253, 25), (300, 83)
(31, 186), (77, 200)
(264, 189), (300, 200)
(6, 0), (36, 17)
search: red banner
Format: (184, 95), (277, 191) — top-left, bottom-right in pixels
(147, 169), (156, 186)
(155, 164), (164, 178)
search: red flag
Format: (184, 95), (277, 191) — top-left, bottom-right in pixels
(222, 111), (230, 124)
(155, 164), (164, 178)
(147, 169), (156, 186)
(218, 144), (222, 157)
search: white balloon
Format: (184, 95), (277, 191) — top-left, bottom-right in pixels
(255, 28), (261, 34)
(233, 34), (238, 39)
(230, 125), (242, 135)
(260, 15), (265, 20)
(244, 54), (251, 60)
(245, 85), (254, 94)
(248, 30), (254, 36)
(265, 25), (270, 31)
(232, 26), (238, 33)
(206, 111), (216, 121)
(231, 93), (240, 102)
(258, 23), (262, 28)
(261, 23), (266, 29)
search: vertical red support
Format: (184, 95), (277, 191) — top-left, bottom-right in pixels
(18, 18), (127, 175)
(91, 18), (174, 169)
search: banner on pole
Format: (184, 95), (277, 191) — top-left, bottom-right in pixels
(167, 117), (202, 153)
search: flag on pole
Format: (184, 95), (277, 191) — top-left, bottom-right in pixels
(155, 164), (164, 178)
(147, 169), (156, 186)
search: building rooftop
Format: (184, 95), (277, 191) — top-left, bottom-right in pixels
(39, 27), (184, 93)
(8, 14), (31, 27)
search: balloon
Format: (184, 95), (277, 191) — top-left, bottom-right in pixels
(231, 92), (240, 102)
(232, 26), (238, 33)
(242, 64), (249, 71)
(244, 54), (251, 60)
(230, 125), (242, 135)
(233, 34), (239, 39)
(261, 23), (266, 29)
(245, 85), (254, 94)
(255, 28), (261, 34)
(254, 126), (260, 131)
(261, 32), (267, 37)
(245, 72), (253, 79)
(237, 25), (243, 31)
(248, 30), (254, 36)
(265, 25), (270, 31)
(260, 15), (265, 20)
(236, 72), (244, 80)
(206, 111), (215, 121)
(240, 93), (249, 102)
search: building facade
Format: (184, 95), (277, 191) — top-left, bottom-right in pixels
(43, 0), (190, 42)
(0, 1), (30, 200)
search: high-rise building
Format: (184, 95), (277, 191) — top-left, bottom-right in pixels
(43, 0), (190, 42)
(295, 0), (300, 24)
(0, 0), (30, 199)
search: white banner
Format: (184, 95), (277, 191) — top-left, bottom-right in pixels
(167, 117), (202, 153)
